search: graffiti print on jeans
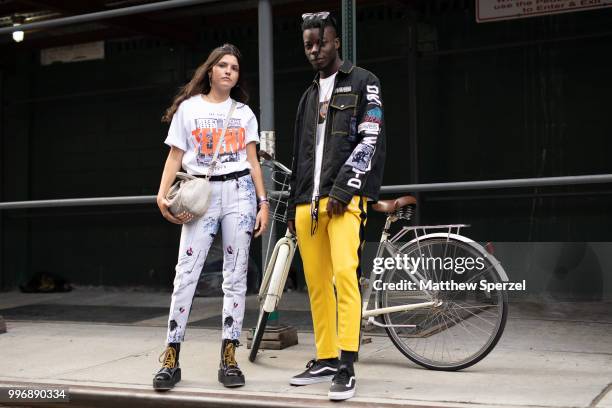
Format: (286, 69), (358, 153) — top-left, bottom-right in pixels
(168, 319), (184, 342)
(202, 216), (219, 238)
(238, 176), (256, 203)
(238, 213), (256, 233)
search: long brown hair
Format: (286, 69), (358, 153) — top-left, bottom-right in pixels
(162, 43), (249, 123)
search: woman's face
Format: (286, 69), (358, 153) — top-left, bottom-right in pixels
(209, 54), (239, 92)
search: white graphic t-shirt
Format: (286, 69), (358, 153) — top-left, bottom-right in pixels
(312, 72), (337, 200)
(164, 95), (259, 176)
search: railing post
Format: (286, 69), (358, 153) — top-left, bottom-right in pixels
(407, 13), (420, 224)
(342, 0), (357, 65)
(258, 0), (275, 276)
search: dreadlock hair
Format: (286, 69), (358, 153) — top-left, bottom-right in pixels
(300, 14), (340, 44)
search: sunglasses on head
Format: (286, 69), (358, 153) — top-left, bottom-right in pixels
(301, 11), (330, 21)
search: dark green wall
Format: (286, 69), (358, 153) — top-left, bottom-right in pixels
(1, 2), (611, 291)
(414, 8), (612, 243)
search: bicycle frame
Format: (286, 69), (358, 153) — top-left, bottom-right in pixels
(258, 228), (297, 313)
(360, 214), (496, 328)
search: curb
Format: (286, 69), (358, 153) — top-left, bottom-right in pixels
(0, 381), (447, 408)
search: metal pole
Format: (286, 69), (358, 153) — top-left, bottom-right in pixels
(0, 196), (154, 210)
(0, 69), (3, 290)
(258, 0), (274, 132)
(379, 174), (612, 194)
(0, 0), (217, 35)
(407, 14), (420, 223)
(341, 0), (356, 64)
(258, 0), (275, 274)
(2, 174), (612, 210)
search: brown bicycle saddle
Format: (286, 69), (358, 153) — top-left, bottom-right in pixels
(371, 195), (417, 213)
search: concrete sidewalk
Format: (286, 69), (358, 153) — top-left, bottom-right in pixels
(0, 289), (610, 408)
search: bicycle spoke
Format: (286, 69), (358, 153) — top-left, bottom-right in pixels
(445, 306), (493, 337)
(462, 262), (498, 285)
(451, 305), (499, 320)
(445, 305), (485, 343)
(450, 301), (500, 319)
(436, 309), (455, 362)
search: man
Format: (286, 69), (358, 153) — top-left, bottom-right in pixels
(286, 12), (386, 401)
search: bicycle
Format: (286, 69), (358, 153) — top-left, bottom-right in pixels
(249, 157), (508, 371)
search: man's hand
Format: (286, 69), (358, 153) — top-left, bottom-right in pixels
(327, 197), (348, 217)
(287, 219), (296, 235)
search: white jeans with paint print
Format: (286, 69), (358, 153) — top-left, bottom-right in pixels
(166, 174), (257, 343)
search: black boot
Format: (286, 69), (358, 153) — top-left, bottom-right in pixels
(218, 339), (245, 387)
(153, 344), (181, 391)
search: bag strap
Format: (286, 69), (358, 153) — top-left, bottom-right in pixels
(206, 100), (238, 178)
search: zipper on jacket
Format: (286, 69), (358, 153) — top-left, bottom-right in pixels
(319, 74), (340, 195)
(311, 73), (339, 236)
(310, 80), (320, 236)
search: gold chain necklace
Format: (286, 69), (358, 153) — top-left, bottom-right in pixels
(319, 75), (335, 121)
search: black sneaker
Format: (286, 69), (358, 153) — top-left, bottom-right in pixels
(328, 363), (356, 400)
(218, 339), (245, 388)
(153, 346), (181, 391)
(290, 358), (339, 386)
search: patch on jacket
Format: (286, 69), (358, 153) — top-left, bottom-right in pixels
(364, 107), (382, 124)
(334, 86), (352, 94)
(358, 121), (380, 134)
(346, 143), (375, 172)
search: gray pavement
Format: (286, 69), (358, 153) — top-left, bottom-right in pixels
(0, 288), (610, 408)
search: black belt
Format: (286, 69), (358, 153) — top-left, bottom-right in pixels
(194, 168), (250, 182)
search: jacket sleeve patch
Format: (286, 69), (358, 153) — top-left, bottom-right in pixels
(358, 122), (380, 134)
(363, 107), (382, 124)
(345, 143), (375, 173)
(366, 85), (382, 106)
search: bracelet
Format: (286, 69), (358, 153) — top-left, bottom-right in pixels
(257, 195), (268, 203)
(257, 200), (270, 209)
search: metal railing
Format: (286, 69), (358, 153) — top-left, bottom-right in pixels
(1, 174), (611, 210)
(0, 0), (216, 35)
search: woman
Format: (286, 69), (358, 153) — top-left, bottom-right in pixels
(154, 44), (269, 390)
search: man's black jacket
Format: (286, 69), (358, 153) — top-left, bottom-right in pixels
(287, 60), (386, 220)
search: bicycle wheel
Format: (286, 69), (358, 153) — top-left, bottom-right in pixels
(249, 308), (269, 362)
(377, 236), (508, 370)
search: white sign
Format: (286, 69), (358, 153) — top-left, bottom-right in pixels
(41, 41), (105, 65)
(476, 0), (612, 22)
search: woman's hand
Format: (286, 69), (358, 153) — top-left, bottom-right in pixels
(157, 146), (187, 224)
(254, 204), (269, 238)
(157, 195), (193, 224)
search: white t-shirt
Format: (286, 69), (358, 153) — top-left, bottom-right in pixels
(312, 72), (337, 200)
(164, 95), (259, 176)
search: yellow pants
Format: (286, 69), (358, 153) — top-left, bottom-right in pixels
(295, 196), (367, 359)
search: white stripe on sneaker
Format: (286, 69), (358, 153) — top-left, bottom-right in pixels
(310, 366), (338, 374)
(328, 386), (356, 400)
(290, 374), (334, 386)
